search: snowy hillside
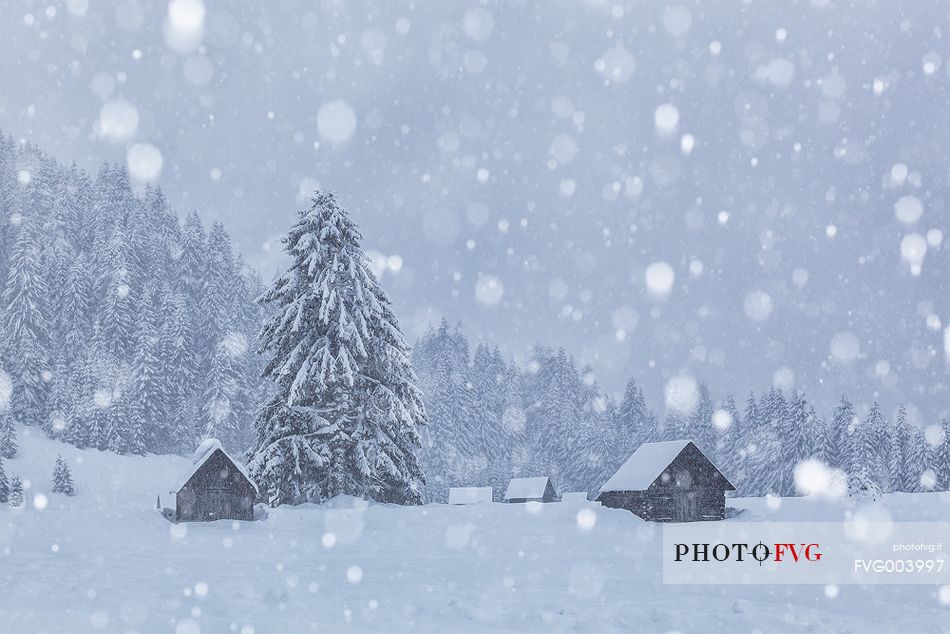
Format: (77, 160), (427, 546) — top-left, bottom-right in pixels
(1, 428), (948, 632)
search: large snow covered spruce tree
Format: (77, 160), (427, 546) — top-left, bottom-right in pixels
(247, 191), (426, 506)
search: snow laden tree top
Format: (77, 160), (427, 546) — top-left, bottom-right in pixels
(248, 191), (426, 506)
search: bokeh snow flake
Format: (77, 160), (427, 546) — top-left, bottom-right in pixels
(127, 143), (164, 183)
(894, 195), (923, 224)
(50, 411), (66, 432)
(97, 99), (139, 141)
(653, 103), (679, 137)
(844, 505), (893, 544)
(756, 57), (795, 88)
(90, 610), (110, 628)
(576, 508), (597, 531)
(549, 133), (578, 164)
(346, 565), (363, 583)
(360, 29), (387, 66)
(164, 0), (206, 53)
(743, 290), (773, 321)
(792, 268), (809, 287)
(793, 459), (847, 497)
(664, 374), (698, 413)
(662, 5), (692, 36)
(927, 229), (943, 247)
(462, 7), (494, 41)
(711, 408), (732, 431)
(889, 162), (909, 186)
(923, 424), (945, 448)
(772, 367), (795, 392)
(386, 254), (403, 273)
(475, 275), (504, 306)
(222, 332), (248, 358)
(296, 177), (321, 202)
(66, 0), (88, 17)
(922, 52), (942, 75)
(594, 45), (636, 83)
(93, 388), (113, 409)
(680, 133), (695, 155)
(900, 233), (927, 276)
(830, 331), (860, 363)
(317, 99), (357, 145)
(611, 306), (639, 340)
(644, 261), (675, 299)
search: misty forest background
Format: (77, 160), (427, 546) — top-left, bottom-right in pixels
(1, 137), (949, 502)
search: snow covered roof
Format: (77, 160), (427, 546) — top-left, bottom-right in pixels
(560, 492), (590, 503)
(176, 440), (258, 494)
(448, 487), (493, 504)
(192, 438), (223, 464)
(504, 477), (553, 500)
(599, 439), (696, 493)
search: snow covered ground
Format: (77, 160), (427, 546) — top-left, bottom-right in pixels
(1, 428), (948, 633)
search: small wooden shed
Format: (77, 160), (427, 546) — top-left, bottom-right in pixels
(448, 486), (493, 505)
(173, 439), (258, 522)
(504, 476), (557, 503)
(560, 491), (591, 504)
(596, 440), (734, 522)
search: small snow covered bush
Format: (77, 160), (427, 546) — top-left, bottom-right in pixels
(847, 471), (882, 502)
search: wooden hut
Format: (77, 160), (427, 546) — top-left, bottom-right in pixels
(596, 440), (734, 522)
(173, 439), (258, 522)
(448, 486), (493, 505)
(504, 476), (557, 503)
(560, 491), (591, 504)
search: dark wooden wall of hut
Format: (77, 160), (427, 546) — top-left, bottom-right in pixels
(176, 450), (256, 522)
(599, 489), (725, 522)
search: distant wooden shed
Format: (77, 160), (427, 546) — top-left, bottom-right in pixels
(596, 440), (735, 522)
(504, 476), (557, 503)
(448, 486), (493, 505)
(173, 439), (258, 522)
(560, 491), (591, 504)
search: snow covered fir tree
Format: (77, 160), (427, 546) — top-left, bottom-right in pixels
(8, 474), (23, 508)
(0, 134), (265, 456)
(246, 191), (426, 506)
(51, 454), (75, 496)
(1, 134), (949, 506)
(0, 457), (8, 504)
(412, 320), (950, 501)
